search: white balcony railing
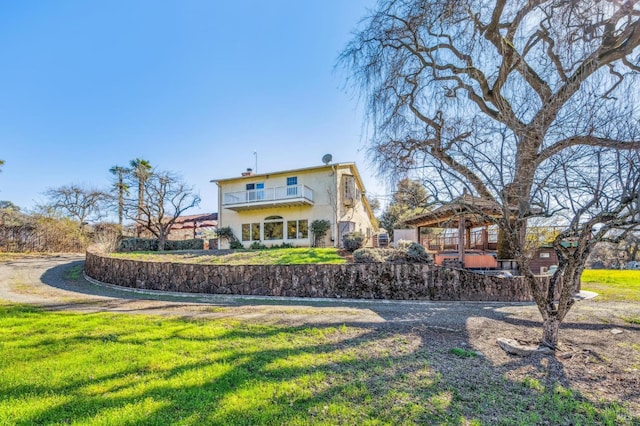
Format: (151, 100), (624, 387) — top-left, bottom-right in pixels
(223, 184), (313, 207)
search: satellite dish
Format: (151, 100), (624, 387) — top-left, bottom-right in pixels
(322, 154), (333, 164)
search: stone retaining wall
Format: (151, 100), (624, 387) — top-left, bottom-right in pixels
(84, 250), (543, 302)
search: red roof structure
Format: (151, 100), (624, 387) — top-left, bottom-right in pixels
(170, 213), (218, 230)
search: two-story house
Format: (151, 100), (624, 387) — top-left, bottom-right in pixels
(212, 162), (378, 248)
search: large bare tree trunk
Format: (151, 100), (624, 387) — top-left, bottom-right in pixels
(497, 229), (516, 259)
(542, 316), (560, 349)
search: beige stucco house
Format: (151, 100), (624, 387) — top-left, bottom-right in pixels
(212, 163), (378, 249)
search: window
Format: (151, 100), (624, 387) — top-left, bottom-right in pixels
(299, 220), (308, 239)
(242, 223), (260, 241)
(246, 182), (264, 201)
(286, 176), (298, 196)
(264, 216), (284, 240)
(343, 175), (356, 205)
(287, 219), (308, 239)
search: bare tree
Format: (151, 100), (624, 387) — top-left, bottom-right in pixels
(44, 184), (109, 231)
(125, 170), (200, 250)
(367, 197), (381, 215)
(341, 0), (640, 348)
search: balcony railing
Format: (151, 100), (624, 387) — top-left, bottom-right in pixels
(222, 184), (314, 209)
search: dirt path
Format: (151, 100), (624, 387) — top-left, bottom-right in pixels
(1, 255), (639, 416)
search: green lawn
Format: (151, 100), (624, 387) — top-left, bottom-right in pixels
(111, 248), (346, 265)
(0, 304), (634, 425)
(581, 270), (640, 302)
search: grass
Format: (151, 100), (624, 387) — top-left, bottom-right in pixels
(111, 248), (347, 265)
(449, 347), (479, 358)
(581, 270), (640, 302)
(63, 264), (84, 282)
(0, 304), (636, 425)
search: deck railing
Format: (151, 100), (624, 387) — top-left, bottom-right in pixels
(222, 184), (313, 206)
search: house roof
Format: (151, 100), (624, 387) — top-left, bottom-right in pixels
(403, 194), (515, 228)
(211, 162), (362, 184)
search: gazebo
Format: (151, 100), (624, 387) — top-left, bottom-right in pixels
(404, 193), (515, 269)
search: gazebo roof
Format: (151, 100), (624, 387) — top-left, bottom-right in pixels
(403, 194), (514, 228)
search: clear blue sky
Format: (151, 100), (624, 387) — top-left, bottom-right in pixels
(0, 0), (387, 216)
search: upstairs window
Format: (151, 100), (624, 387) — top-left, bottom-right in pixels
(286, 176), (298, 196)
(246, 182), (264, 201)
(343, 175), (356, 205)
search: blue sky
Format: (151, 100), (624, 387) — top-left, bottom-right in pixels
(0, 0), (386, 216)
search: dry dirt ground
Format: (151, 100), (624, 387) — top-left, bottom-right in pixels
(1, 255), (638, 417)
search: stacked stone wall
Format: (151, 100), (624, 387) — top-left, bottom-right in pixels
(84, 250), (541, 302)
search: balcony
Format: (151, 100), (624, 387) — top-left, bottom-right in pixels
(222, 184), (314, 211)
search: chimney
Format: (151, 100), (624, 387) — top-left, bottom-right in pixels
(241, 168), (254, 177)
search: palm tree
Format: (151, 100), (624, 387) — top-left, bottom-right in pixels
(129, 158), (153, 236)
(109, 165), (130, 229)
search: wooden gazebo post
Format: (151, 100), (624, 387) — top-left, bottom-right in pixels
(482, 228), (489, 250)
(458, 217), (465, 264)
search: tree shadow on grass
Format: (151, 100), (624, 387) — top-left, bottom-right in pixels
(18, 260), (639, 423)
(2, 304), (637, 425)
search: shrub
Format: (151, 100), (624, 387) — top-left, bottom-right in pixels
(406, 242), (430, 263)
(310, 219), (331, 247)
(229, 240), (244, 249)
(353, 245), (432, 264)
(249, 241), (268, 250)
(396, 239), (414, 249)
(270, 242), (295, 249)
(118, 238), (158, 252)
(216, 226), (235, 240)
(342, 232), (365, 252)
(118, 238), (204, 252)
(165, 239), (204, 251)
(353, 248), (384, 263)
(92, 226), (121, 254)
(384, 247), (410, 263)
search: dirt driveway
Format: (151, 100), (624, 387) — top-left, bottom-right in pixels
(0, 254), (569, 328)
(1, 255), (639, 415)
